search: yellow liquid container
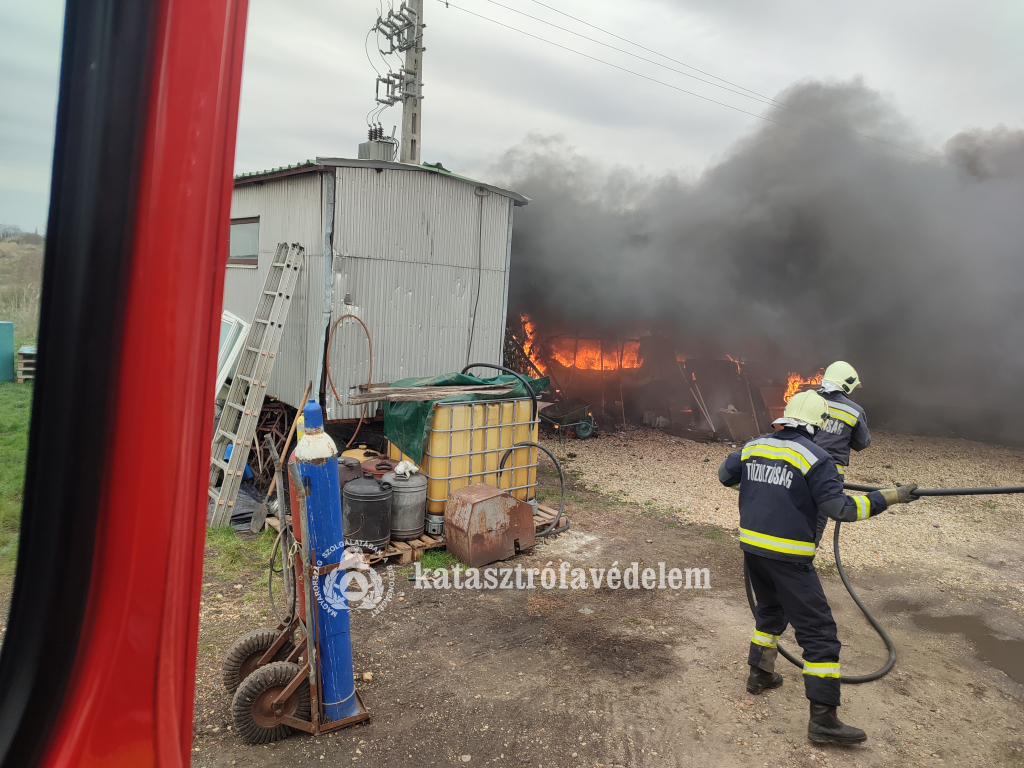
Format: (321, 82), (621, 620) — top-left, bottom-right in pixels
(389, 398), (539, 514)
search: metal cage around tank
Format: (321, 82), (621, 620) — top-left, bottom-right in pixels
(389, 396), (540, 512)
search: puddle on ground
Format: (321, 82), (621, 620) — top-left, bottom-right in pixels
(886, 600), (1024, 685)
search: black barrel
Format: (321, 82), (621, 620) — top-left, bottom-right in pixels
(342, 477), (392, 553)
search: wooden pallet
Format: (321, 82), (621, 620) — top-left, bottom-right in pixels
(377, 534), (446, 565)
(535, 503), (566, 532)
(16, 348), (35, 384)
(264, 501), (568, 567)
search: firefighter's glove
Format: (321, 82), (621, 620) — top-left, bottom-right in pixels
(880, 483), (919, 505)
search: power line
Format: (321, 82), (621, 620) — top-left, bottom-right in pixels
(524, 0), (789, 107)
(441, 0), (939, 160)
(479, 0), (788, 113)
(437, 1), (794, 129)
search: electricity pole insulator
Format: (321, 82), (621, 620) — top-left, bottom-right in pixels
(370, 0), (424, 164)
(398, 0), (424, 164)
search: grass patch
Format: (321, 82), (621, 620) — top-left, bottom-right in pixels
(204, 526), (277, 578)
(701, 526), (723, 541)
(0, 382), (32, 573)
(418, 549), (461, 571)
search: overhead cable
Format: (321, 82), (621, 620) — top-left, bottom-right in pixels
(444, 0), (938, 160)
(437, 0), (793, 129)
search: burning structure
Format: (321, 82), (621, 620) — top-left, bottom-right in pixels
(497, 81), (1024, 445)
(505, 314), (809, 441)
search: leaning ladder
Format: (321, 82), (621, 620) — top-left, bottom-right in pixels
(208, 242), (305, 527)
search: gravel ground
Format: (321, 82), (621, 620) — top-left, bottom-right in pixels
(544, 428), (1024, 612)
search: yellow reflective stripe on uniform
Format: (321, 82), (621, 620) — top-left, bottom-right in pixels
(827, 405), (858, 427)
(835, 464), (845, 475)
(802, 662), (841, 678)
(741, 445), (812, 475)
(751, 630), (779, 648)
(739, 528), (817, 557)
(853, 495), (871, 521)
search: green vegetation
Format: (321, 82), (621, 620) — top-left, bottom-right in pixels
(701, 526), (723, 541)
(0, 383), (32, 573)
(203, 525), (277, 578)
(0, 236), (44, 348)
(418, 549), (461, 571)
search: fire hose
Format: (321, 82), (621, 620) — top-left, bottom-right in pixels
(744, 482), (1024, 683)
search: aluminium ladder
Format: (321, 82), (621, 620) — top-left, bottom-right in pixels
(208, 242), (305, 527)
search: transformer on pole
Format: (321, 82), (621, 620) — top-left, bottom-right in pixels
(372, 0), (424, 164)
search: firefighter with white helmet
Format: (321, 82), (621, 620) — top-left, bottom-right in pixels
(718, 390), (918, 744)
(813, 361), (871, 476)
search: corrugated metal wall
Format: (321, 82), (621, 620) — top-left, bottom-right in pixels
(325, 167), (513, 420)
(223, 172), (324, 406)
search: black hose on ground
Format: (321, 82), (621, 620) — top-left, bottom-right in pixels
(497, 440), (568, 537)
(743, 521), (896, 683)
(742, 482), (1024, 682)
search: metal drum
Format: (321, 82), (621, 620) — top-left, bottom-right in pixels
(425, 513), (444, 537)
(338, 456), (363, 489)
(381, 471), (428, 541)
(342, 477), (392, 552)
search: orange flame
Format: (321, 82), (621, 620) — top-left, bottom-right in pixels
(783, 369), (824, 403)
(518, 315), (641, 370)
(725, 354), (743, 375)
(520, 314), (547, 374)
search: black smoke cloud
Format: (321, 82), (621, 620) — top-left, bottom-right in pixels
(500, 80), (1024, 443)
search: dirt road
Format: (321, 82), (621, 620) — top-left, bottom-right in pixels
(191, 438), (1024, 768)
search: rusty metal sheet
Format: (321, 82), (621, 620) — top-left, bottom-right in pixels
(445, 483), (535, 567)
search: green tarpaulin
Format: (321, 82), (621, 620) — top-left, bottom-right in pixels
(383, 372), (549, 464)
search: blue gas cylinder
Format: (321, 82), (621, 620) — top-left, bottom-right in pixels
(295, 398), (360, 721)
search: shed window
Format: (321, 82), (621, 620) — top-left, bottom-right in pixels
(228, 217), (259, 266)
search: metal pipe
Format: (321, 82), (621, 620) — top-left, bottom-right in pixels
(843, 483), (1024, 497)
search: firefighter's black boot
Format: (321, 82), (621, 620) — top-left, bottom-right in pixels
(807, 702), (867, 744)
(746, 665), (783, 695)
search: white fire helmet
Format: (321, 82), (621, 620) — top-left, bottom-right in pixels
(823, 361), (861, 394)
(783, 390), (830, 429)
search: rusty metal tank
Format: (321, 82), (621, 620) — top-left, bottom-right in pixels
(342, 477), (392, 552)
(286, 450), (307, 622)
(381, 470), (427, 541)
(338, 456), (363, 489)
(445, 483), (536, 567)
(361, 456), (399, 479)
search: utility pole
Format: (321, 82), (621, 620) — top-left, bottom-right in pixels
(400, 0), (424, 164)
(373, 1), (424, 164)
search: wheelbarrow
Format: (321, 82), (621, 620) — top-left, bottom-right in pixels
(539, 397), (597, 442)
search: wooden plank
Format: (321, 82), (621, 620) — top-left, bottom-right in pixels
(264, 516), (281, 532)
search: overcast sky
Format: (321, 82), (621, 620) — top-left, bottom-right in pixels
(2, 0), (1022, 233)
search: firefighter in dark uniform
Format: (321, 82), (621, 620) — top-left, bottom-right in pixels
(812, 361), (871, 543)
(813, 361), (870, 476)
(718, 390), (918, 744)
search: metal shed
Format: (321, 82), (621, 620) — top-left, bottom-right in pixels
(223, 158), (528, 420)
